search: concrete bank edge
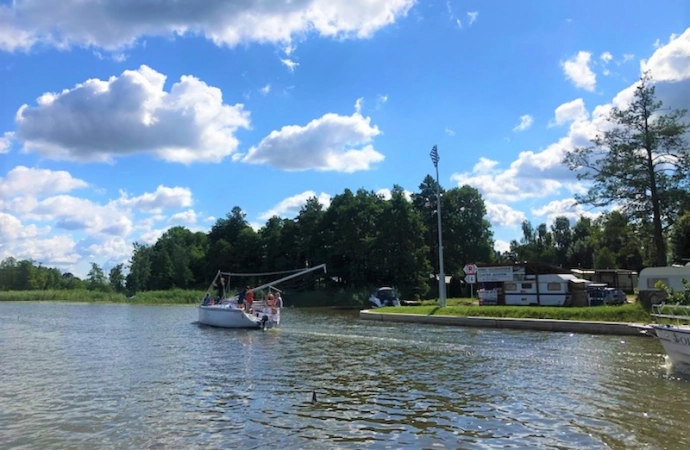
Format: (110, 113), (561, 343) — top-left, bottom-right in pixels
(359, 310), (653, 336)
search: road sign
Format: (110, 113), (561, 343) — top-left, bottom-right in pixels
(465, 274), (476, 284)
(463, 264), (478, 275)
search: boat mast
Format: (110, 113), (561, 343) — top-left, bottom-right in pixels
(248, 264), (327, 293)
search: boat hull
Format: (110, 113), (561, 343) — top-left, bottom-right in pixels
(198, 305), (279, 329)
(652, 325), (690, 367)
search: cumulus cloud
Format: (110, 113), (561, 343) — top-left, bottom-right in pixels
(14, 65), (250, 164)
(485, 202), (527, 227)
(0, 165), (201, 275)
(562, 51), (596, 91)
(280, 58), (300, 72)
(118, 185), (193, 213)
(0, 0), (414, 52)
(243, 108), (384, 172)
(550, 98), (588, 127)
(0, 132), (13, 153)
(454, 28), (690, 205)
(376, 188), (413, 201)
(531, 198), (600, 225)
(494, 239), (511, 253)
(512, 114), (533, 132)
(168, 209), (198, 226)
(258, 191), (332, 221)
(0, 166), (88, 199)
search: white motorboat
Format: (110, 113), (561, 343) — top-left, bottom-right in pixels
(198, 264), (326, 329)
(651, 303), (690, 369)
(369, 287), (401, 308)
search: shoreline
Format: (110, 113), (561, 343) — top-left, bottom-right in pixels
(359, 310), (655, 337)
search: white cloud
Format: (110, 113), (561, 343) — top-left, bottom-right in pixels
(0, 0), (415, 52)
(168, 209), (198, 226)
(445, 127), (455, 136)
(0, 166), (88, 198)
(259, 84), (271, 95)
(280, 58), (300, 72)
(550, 98), (588, 127)
(258, 191), (332, 221)
(455, 28), (690, 206)
(512, 114), (533, 132)
(467, 11), (479, 25)
(600, 51), (613, 64)
(642, 31), (690, 81)
(0, 131), (13, 153)
(621, 53), (635, 63)
(494, 239), (511, 253)
(376, 94), (388, 108)
(118, 185), (193, 213)
(14, 65), (250, 164)
(354, 97), (364, 113)
(376, 188), (413, 202)
(242, 108), (384, 172)
(485, 202), (527, 227)
(531, 198), (600, 225)
(561, 51), (596, 91)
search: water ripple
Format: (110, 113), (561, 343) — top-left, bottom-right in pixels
(1, 303), (689, 449)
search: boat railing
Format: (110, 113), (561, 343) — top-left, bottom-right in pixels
(652, 303), (690, 323)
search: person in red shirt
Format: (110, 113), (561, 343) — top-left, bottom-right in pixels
(245, 288), (254, 312)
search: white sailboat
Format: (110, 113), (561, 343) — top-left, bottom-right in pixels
(197, 264), (327, 329)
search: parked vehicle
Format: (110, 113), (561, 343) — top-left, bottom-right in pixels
(587, 284), (627, 306)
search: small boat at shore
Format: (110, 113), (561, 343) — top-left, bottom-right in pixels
(651, 303), (690, 369)
(369, 287), (401, 308)
(198, 264), (327, 329)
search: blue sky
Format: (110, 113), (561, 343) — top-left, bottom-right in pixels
(1, 0), (689, 277)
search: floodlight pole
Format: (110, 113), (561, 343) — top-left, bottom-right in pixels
(430, 145), (447, 308)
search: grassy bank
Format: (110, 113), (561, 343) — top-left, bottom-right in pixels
(0, 289), (205, 305)
(377, 302), (651, 323)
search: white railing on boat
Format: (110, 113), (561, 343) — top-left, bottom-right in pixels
(652, 303), (690, 322)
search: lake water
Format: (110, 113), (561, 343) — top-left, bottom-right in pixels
(1, 302), (689, 449)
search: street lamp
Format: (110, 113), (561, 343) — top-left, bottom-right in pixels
(430, 145), (447, 308)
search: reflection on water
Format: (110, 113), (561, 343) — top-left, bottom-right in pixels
(1, 302), (689, 449)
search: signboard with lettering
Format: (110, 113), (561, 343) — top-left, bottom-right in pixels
(476, 266), (514, 283)
(465, 274), (476, 284)
(463, 264), (478, 275)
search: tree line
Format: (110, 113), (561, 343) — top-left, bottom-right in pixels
(1, 74), (688, 298)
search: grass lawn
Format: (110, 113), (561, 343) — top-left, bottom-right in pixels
(377, 297), (651, 323)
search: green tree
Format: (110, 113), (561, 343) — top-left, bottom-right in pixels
(563, 73), (690, 266)
(87, 262), (107, 291)
(109, 263), (126, 293)
(671, 211), (690, 264)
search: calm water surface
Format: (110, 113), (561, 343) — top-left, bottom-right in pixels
(1, 302), (689, 449)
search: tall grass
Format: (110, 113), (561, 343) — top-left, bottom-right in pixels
(379, 302), (651, 323)
(0, 289), (205, 304)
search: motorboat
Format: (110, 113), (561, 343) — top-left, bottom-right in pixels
(651, 303), (690, 369)
(369, 287), (401, 308)
(198, 264), (326, 329)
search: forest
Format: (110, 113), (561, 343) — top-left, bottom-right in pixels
(1, 176), (688, 300)
(1, 75), (689, 299)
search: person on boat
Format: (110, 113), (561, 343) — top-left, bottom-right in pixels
(275, 292), (283, 308)
(202, 293), (211, 306)
(214, 276), (226, 302)
(245, 288), (254, 312)
(237, 286), (248, 309)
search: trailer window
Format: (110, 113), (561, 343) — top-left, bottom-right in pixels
(521, 283), (532, 289)
(647, 277), (669, 289)
(547, 282), (561, 291)
(504, 283), (517, 291)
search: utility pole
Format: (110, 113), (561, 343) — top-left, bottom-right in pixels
(430, 145), (447, 308)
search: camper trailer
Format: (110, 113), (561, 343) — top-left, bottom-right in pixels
(502, 273), (585, 306)
(638, 264), (690, 306)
